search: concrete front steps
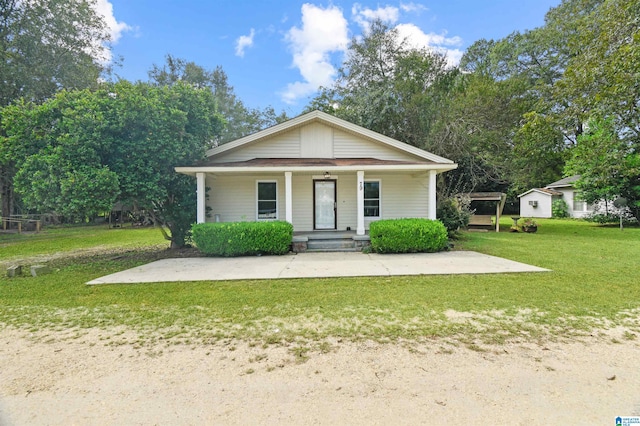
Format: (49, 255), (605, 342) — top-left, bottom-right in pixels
(292, 231), (371, 253)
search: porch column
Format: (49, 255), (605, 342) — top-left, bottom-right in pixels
(196, 172), (206, 224)
(357, 170), (365, 235)
(284, 171), (293, 224)
(428, 170), (437, 220)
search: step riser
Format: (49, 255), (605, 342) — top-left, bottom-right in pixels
(307, 240), (355, 250)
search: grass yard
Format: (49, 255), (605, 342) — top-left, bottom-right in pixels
(1, 219), (639, 348)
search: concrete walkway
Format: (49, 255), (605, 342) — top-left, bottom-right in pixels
(87, 251), (548, 285)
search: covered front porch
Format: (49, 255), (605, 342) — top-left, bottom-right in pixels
(178, 158), (455, 236)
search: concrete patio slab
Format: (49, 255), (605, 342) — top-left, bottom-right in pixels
(86, 251), (549, 285)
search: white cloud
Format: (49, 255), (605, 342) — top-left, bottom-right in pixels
(395, 23), (463, 66)
(282, 4), (349, 104)
(92, 0), (132, 63)
(352, 3), (399, 28)
(94, 0), (132, 43)
(235, 28), (255, 57)
(400, 2), (428, 13)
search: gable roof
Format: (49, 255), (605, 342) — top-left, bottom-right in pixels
(205, 110), (454, 164)
(546, 175), (580, 189)
(518, 188), (564, 198)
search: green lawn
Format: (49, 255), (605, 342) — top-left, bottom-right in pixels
(1, 220), (639, 347)
(0, 224), (165, 260)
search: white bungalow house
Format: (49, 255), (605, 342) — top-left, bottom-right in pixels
(175, 111), (457, 246)
(518, 175), (594, 218)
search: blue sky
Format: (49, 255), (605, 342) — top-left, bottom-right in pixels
(101, 1), (561, 116)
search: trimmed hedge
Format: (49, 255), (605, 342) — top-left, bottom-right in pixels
(369, 218), (448, 253)
(192, 221), (293, 257)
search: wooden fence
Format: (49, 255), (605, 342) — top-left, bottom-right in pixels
(1, 217), (41, 233)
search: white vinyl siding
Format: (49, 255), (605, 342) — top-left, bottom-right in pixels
(364, 173), (429, 229)
(207, 175), (284, 223)
(519, 192), (554, 218)
(333, 129), (422, 161)
(210, 129), (301, 163)
(291, 174), (314, 231)
(300, 123), (333, 158)
(380, 174), (429, 219)
(336, 174), (357, 230)
(209, 124), (430, 163)
(206, 172), (431, 232)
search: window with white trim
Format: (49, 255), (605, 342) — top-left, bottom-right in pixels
(257, 181), (278, 220)
(364, 180), (380, 217)
(573, 191), (593, 212)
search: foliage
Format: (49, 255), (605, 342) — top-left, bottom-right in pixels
(0, 0), (112, 218)
(552, 199), (569, 218)
(520, 218), (538, 227)
(565, 118), (640, 219)
(306, 21), (456, 149)
(556, 0), (640, 142)
(0, 0), (109, 107)
(191, 221), (293, 257)
(1, 81), (224, 247)
(511, 112), (566, 193)
(436, 195), (473, 237)
(148, 55), (288, 145)
(369, 218), (448, 254)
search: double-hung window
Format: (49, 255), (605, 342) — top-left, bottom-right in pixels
(257, 181), (278, 220)
(364, 180), (380, 218)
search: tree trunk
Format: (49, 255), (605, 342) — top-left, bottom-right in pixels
(0, 164), (15, 218)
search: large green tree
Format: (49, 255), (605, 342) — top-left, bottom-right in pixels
(1, 81), (224, 247)
(0, 0), (111, 217)
(565, 118), (640, 218)
(556, 0), (640, 143)
(149, 55), (288, 145)
(307, 21), (455, 151)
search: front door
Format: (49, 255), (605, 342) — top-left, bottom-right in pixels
(314, 180), (336, 230)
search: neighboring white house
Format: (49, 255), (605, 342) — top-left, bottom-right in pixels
(175, 110), (458, 235)
(518, 176), (594, 218)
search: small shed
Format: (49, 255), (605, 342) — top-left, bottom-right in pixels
(466, 192), (507, 232)
(518, 188), (563, 218)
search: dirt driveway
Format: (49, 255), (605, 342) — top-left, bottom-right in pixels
(1, 328), (639, 425)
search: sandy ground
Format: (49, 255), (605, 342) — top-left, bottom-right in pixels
(1, 329), (639, 425)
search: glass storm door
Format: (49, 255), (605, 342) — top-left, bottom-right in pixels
(314, 180), (336, 230)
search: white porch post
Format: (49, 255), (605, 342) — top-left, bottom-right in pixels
(357, 170), (365, 235)
(428, 170), (437, 220)
(196, 172), (206, 224)
(285, 171), (293, 224)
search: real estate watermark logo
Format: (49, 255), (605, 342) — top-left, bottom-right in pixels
(617, 416), (640, 425)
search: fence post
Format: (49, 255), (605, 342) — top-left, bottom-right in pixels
(18, 221), (21, 234)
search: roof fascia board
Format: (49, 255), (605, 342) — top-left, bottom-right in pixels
(517, 188), (557, 198)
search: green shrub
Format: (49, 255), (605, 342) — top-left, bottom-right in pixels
(369, 218), (448, 254)
(437, 195), (473, 237)
(191, 221), (293, 256)
(552, 199), (569, 218)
